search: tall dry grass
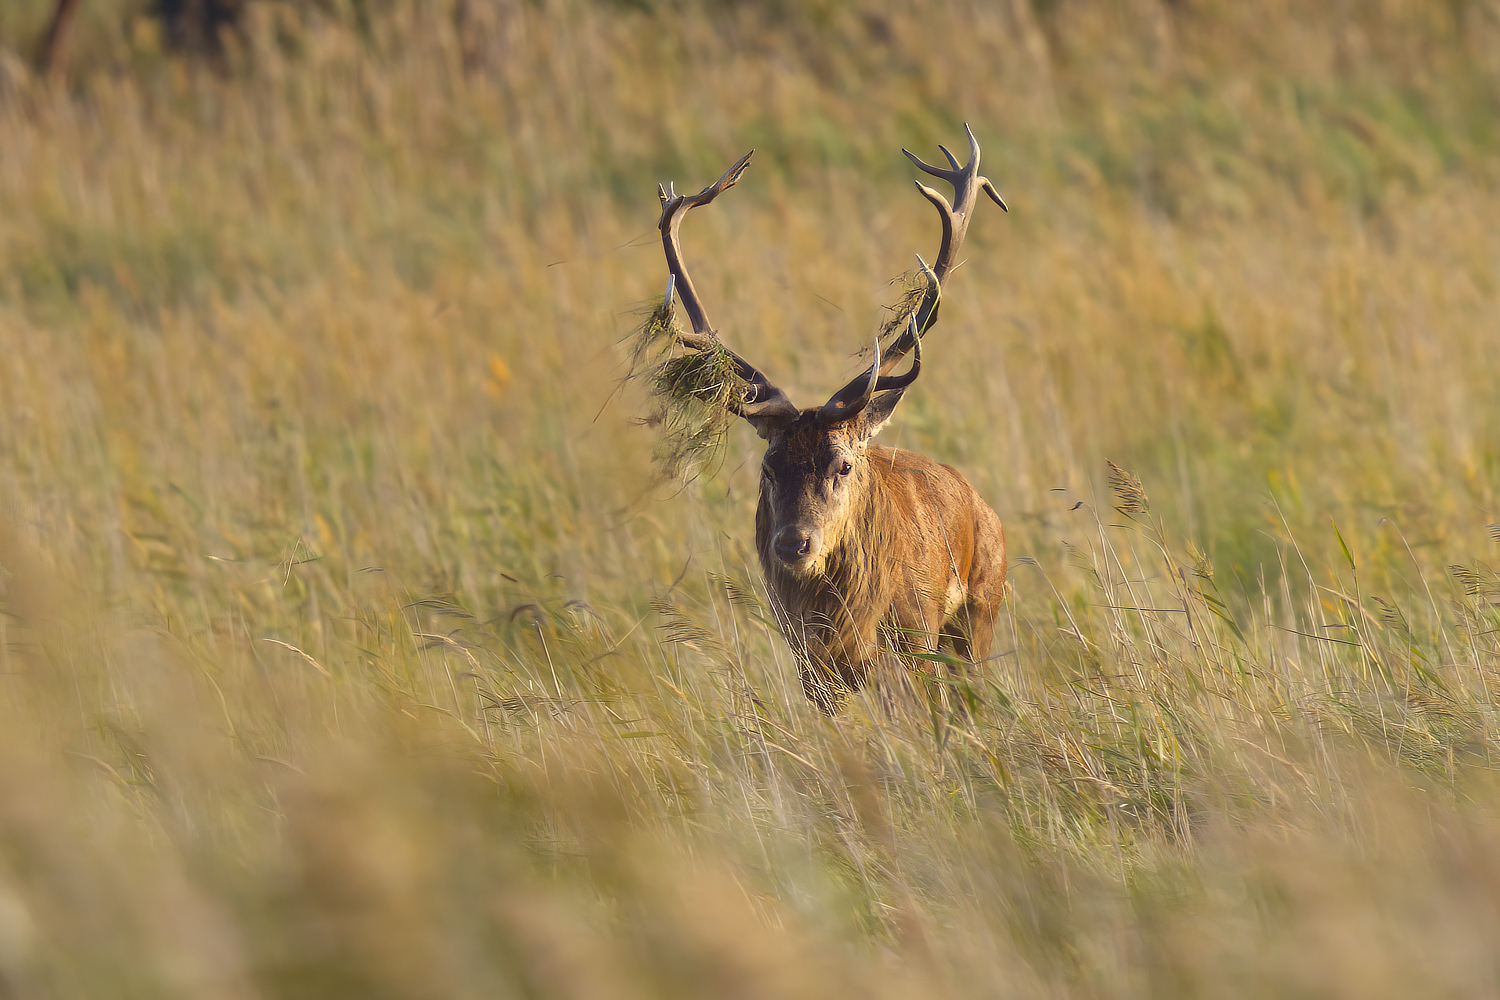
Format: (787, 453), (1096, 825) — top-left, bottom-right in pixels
(2, 0), (1500, 995)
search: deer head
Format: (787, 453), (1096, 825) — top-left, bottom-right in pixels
(655, 126), (1005, 576)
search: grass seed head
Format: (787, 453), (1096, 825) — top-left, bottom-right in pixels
(1107, 459), (1151, 516)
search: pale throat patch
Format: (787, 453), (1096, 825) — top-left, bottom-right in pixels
(943, 578), (967, 617)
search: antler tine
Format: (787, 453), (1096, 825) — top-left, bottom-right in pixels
(912, 180), (956, 271)
(818, 337), (882, 424)
(871, 311), (923, 393)
(880, 124), (1005, 375)
(980, 177), (1009, 212)
(658, 152), (798, 421)
(659, 151), (753, 340)
(819, 287), (928, 425)
(896, 124), (1000, 282)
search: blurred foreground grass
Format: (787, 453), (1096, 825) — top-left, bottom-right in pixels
(2, 1), (1500, 996)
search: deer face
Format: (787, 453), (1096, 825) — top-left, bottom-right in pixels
(758, 393), (903, 576)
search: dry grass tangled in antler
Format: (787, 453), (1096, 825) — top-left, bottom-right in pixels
(628, 295), (748, 480)
(878, 270), (932, 345)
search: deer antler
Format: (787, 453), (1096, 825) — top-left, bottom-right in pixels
(878, 124), (1006, 376)
(818, 287), (928, 424)
(658, 153), (799, 423)
(817, 254), (938, 424)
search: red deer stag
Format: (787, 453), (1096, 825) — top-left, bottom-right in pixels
(655, 127), (1007, 713)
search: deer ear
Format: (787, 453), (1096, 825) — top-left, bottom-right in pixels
(858, 388), (907, 441)
(745, 411), (795, 441)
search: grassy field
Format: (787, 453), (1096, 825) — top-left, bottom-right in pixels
(2, 0), (1500, 995)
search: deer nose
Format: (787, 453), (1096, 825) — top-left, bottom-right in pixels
(773, 528), (815, 564)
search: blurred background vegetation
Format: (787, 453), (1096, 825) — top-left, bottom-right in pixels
(1, 0), (1500, 996)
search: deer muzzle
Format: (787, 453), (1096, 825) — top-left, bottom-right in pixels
(772, 526), (821, 567)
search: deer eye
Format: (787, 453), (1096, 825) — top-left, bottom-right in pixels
(837, 461), (853, 477)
